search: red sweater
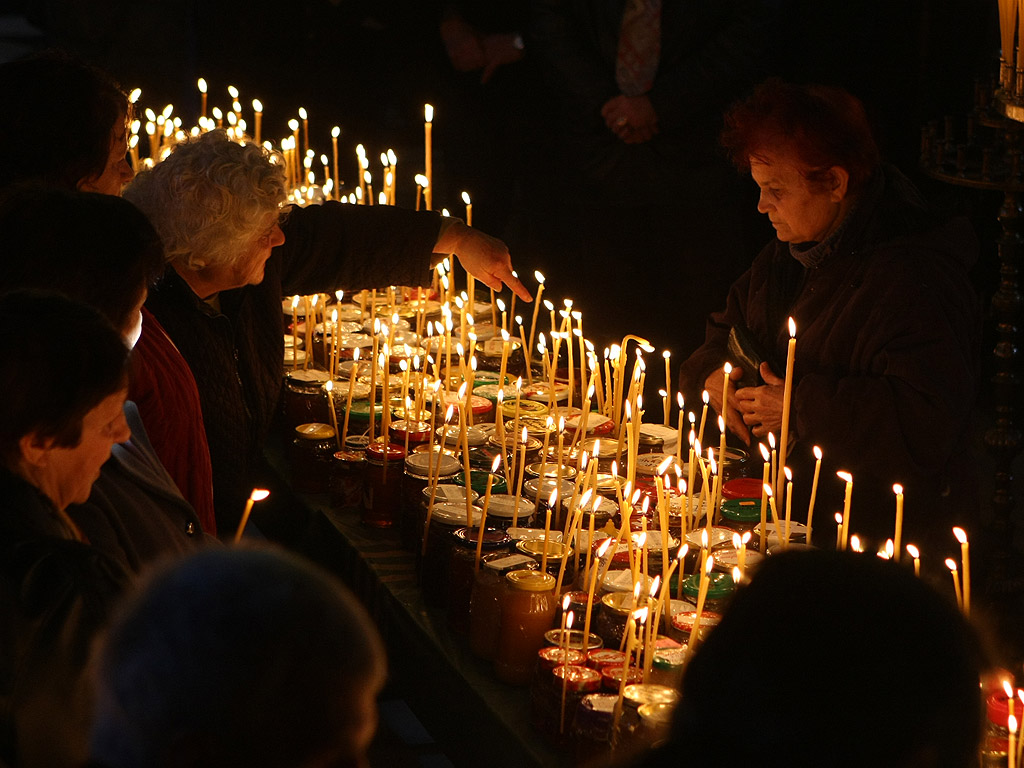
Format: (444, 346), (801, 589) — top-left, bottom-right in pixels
(129, 308), (217, 535)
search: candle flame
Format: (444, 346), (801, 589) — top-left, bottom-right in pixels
(325, 380), (334, 393)
(657, 455), (674, 475)
(491, 454), (502, 473)
(834, 512), (843, 524)
(732, 566), (742, 584)
(424, 104), (434, 122)
(732, 532), (742, 548)
(953, 526), (968, 545)
(562, 593), (572, 611)
(906, 543), (920, 559)
(299, 107), (308, 120)
(677, 392), (684, 408)
(705, 556), (715, 574)
(461, 191), (471, 205)
(763, 483), (773, 498)
(788, 317), (796, 337)
(836, 470), (853, 483)
(228, 85), (239, 99)
(945, 557), (958, 572)
(249, 488), (270, 502)
(597, 538), (613, 557)
(813, 445), (822, 460)
(252, 98), (263, 113)
(893, 483), (903, 495)
(768, 432), (776, 449)
(723, 361), (732, 375)
(331, 125), (340, 138)
(1004, 680), (1015, 699)
(759, 442), (770, 462)
(700, 529), (709, 548)
(885, 539), (894, 558)
(288, 118), (299, 131)
(129, 88), (141, 104)
(1010, 714), (1018, 735)
(850, 535), (862, 553)
(784, 466), (792, 482)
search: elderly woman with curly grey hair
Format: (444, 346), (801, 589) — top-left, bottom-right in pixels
(125, 130), (530, 537)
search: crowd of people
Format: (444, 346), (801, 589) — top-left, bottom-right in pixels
(0, 27), (997, 768)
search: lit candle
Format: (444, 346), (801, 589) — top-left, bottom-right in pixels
(777, 318), (796, 509)
(806, 445), (822, 545)
(675, 393), (686, 464)
(252, 98), (263, 145)
(1010, 714), (1018, 768)
(945, 557), (963, 611)
(687, 555), (715, 652)
(560, 609), (575, 735)
(783, 466), (793, 546)
(892, 483), (904, 563)
(836, 471), (853, 551)
(834, 512), (843, 550)
(953, 526), (970, 616)
(340, 348), (360, 447)
(475, 454), (502, 572)
(662, 351), (672, 426)
(234, 488), (270, 543)
(541, 505), (553, 574)
(290, 295), (300, 370)
(513, 426), (528, 526)
(331, 126), (340, 198)
(582, 538), (613, 656)
(197, 77), (207, 120)
(424, 104), (433, 210)
(758, 443), (770, 553)
(697, 390), (709, 447)
(324, 380), (341, 451)
(906, 543), (920, 577)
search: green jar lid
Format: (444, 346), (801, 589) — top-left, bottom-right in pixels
(338, 399), (383, 423)
(720, 498), (763, 523)
(454, 470), (508, 496)
(680, 571), (737, 601)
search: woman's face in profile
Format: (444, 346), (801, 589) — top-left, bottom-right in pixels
(750, 151), (847, 244)
(79, 118), (135, 196)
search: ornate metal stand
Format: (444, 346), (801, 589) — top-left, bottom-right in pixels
(920, 76), (1024, 600)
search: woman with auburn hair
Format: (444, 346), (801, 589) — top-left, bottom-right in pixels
(678, 79), (981, 552)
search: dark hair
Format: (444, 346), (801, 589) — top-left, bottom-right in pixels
(654, 549), (985, 768)
(0, 187), (164, 329)
(721, 79), (881, 193)
(0, 50), (129, 190)
(90, 546), (387, 768)
(0, 290), (130, 468)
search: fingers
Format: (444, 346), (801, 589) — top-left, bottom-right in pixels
(760, 361), (784, 385)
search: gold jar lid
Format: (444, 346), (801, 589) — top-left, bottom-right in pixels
(505, 569), (555, 591)
(295, 422), (336, 440)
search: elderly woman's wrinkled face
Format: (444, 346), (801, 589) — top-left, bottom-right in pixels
(26, 387), (131, 510)
(227, 216), (285, 290)
(79, 119), (135, 196)
(750, 151), (848, 244)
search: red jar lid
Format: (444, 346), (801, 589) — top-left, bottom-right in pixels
(470, 395), (493, 416)
(988, 692), (1012, 725)
(587, 649), (627, 671)
(365, 441), (407, 462)
(553, 665), (602, 693)
(671, 610), (723, 635)
(388, 419), (432, 443)
(601, 665), (643, 691)
(537, 647), (587, 671)
(722, 477), (764, 500)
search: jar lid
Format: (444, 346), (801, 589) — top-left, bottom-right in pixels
(481, 335), (520, 356)
(339, 400), (384, 419)
(587, 649), (627, 670)
(453, 526), (510, 550)
(335, 332), (374, 349)
(517, 539), (571, 560)
(388, 419), (432, 441)
(599, 590), (635, 615)
(421, 483), (477, 507)
(564, 494), (618, 517)
(525, 462), (578, 481)
(429, 502), (483, 527)
(295, 423), (336, 440)
(454, 470), (508, 496)
(471, 370), (509, 387)
(684, 526), (735, 550)
(722, 477), (764, 500)
(286, 368), (331, 384)
(333, 450), (365, 464)
(505, 569), (555, 591)
(623, 684), (680, 708)
(671, 610), (723, 635)
(712, 547), (765, 571)
(987, 691), (1013, 724)
(638, 701), (677, 726)
(479, 494), (533, 520)
(501, 399), (549, 420)
(553, 665), (602, 693)
(436, 424), (489, 447)
(284, 333), (303, 349)
(594, 473), (627, 495)
(345, 434), (370, 451)
(523, 476), (576, 501)
(365, 441), (407, 461)
(721, 498), (762, 523)
(580, 437), (619, 458)
(473, 383), (520, 404)
(544, 629), (604, 652)
(602, 665), (643, 688)
(753, 521), (810, 547)
(638, 423), (679, 450)
(337, 359), (372, 378)
(537, 647), (587, 671)
(506, 527), (563, 544)
(405, 451), (462, 477)
(283, 348), (308, 364)
(652, 647), (688, 670)
(634, 452), (683, 477)
(482, 553), (537, 574)
(579, 693), (618, 720)
(522, 381), (569, 402)
(601, 570), (655, 595)
(680, 571), (736, 600)
(324, 380), (372, 400)
(630, 529), (678, 552)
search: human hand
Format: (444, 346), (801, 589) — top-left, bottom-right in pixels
(480, 33), (524, 84)
(704, 365), (749, 445)
(436, 220), (533, 301)
(601, 94), (659, 144)
(734, 362), (785, 440)
(441, 17), (486, 71)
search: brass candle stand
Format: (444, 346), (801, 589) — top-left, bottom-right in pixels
(920, 72), (1024, 596)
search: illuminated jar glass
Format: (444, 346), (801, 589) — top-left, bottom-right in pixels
(361, 441), (407, 528)
(571, 693), (618, 765)
(469, 553), (537, 660)
(532, 664), (602, 742)
(420, 502), (482, 608)
(494, 570), (556, 686)
(400, 451), (461, 551)
(281, 369), (331, 430)
(290, 423), (337, 495)
(448, 526), (511, 635)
